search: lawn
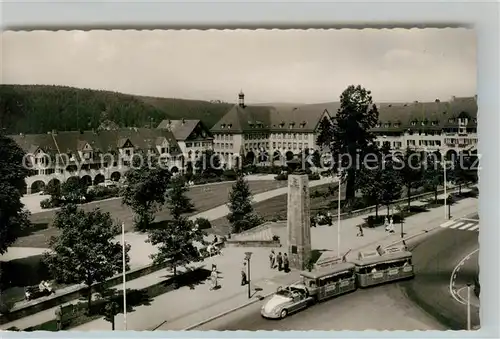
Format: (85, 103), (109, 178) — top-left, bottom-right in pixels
(14, 180), (289, 248)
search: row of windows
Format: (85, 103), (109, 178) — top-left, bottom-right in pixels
(214, 134), (234, 141)
(244, 134), (270, 140)
(185, 142), (212, 148)
(377, 117), (477, 128)
(270, 133), (310, 140)
(444, 138), (478, 145)
(215, 143), (234, 149)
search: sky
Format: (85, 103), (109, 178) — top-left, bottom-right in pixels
(2, 28), (476, 104)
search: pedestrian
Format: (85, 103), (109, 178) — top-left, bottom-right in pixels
(389, 216), (395, 233)
(357, 224), (364, 237)
(384, 216), (389, 232)
(55, 305), (62, 330)
(269, 250), (275, 269)
(283, 253), (289, 272)
(310, 216), (316, 228)
(241, 262), (247, 285)
(210, 267), (218, 290)
(277, 252), (283, 271)
(327, 212), (332, 226)
(213, 235), (218, 244)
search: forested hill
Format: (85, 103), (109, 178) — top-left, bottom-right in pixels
(0, 85), (233, 134)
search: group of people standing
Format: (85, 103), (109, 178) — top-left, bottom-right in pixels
(268, 250), (289, 272)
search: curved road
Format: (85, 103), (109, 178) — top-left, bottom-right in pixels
(194, 214), (479, 331)
(403, 214), (480, 330)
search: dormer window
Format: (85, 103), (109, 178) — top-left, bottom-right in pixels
(384, 123), (391, 128)
(431, 121), (438, 126)
(221, 124), (226, 129)
(227, 124), (232, 129)
(472, 118), (477, 124)
(448, 118), (455, 123)
(394, 123), (400, 128)
(410, 121), (416, 126)
(375, 122), (381, 128)
(300, 121), (306, 128)
(289, 122), (295, 129)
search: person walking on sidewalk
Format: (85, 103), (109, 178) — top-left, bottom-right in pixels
(389, 216), (395, 233)
(241, 262), (248, 285)
(277, 252), (283, 271)
(384, 216), (389, 232)
(283, 253), (289, 272)
(55, 305), (63, 330)
(269, 250), (276, 269)
(210, 266), (218, 290)
(357, 224), (364, 237)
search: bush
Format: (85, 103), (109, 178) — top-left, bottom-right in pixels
(272, 235), (280, 242)
(195, 217), (212, 230)
(222, 169), (238, 180)
(274, 173), (288, 181)
(86, 186), (120, 202)
(308, 172), (320, 181)
(40, 198), (60, 209)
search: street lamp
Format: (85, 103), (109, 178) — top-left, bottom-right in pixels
(121, 223), (127, 330)
(244, 252), (253, 299)
(466, 283), (471, 330)
(337, 171), (341, 258)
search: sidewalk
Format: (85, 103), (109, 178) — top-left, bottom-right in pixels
(1, 191), (477, 331)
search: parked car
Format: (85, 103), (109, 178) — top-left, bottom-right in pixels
(261, 284), (313, 319)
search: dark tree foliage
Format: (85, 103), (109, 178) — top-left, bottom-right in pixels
(147, 216), (205, 276)
(422, 155), (444, 204)
(356, 150), (383, 217)
(396, 147), (423, 210)
(121, 156), (172, 231)
(378, 151), (403, 215)
(0, 85), (232, 134)
(194, 150), (223, 178)
(167, 176), (195, 219)
(317, 85), (379, 205)
(315, 117), (334, 149)
(227, 175), (262, 233)
(43, 204), (131, 312)
(0, 134), (33, 255)
(450, 153), (478, 194)
(61, 177), (87, 203)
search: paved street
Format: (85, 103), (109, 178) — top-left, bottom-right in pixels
(403, 214), (480, 330)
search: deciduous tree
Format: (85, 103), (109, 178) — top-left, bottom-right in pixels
(195, 150), (223, 178)
(227, 175), (262, 233)
(43, 204), (130, 312)
(167, 176), (194, 219)
(422, 155), (444, 204)
(396, 147), (423, 210)
(317, 85), (379, 206)
(147, 216), (205, 276)
(0, 134), (33, 255)
(121, 156), (171, 230)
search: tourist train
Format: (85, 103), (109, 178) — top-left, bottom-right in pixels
(261, 244), (414, 319)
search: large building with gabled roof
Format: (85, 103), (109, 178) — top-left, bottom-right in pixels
(210, 92), (478, 167)
(9, 127), (183, 194)
(210, 91), (334, 167)
(156, 118), (214, 162)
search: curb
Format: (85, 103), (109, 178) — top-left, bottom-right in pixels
(177, 291), (274, 331)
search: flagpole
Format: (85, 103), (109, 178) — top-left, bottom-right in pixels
(122, 222), (127, 330)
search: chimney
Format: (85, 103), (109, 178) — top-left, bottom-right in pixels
(435, 98), (440, 103)
(451, 96), (456, 101)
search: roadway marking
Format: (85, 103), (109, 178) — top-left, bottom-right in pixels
(450, 222), (465, 229)
(449, 248), (479, 307)
(469, 225), (479, 231)
(458, 223), (474, 230)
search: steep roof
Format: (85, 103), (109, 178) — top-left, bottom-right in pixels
(211, 96), (477, 135)
(157, 119), (213, 141)
(9, 128), (181, 162)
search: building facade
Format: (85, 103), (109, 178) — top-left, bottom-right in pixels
(156, 119), (214, 165)
(370, 96), (478, 160)
(211, 93), (478, 168)
(210, 92), (333, 168)
(10, 128), (183, 194)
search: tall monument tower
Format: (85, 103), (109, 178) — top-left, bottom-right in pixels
(287, 174), (312, 270)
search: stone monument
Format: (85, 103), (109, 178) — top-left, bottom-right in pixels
(287, 174), (312, 270)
